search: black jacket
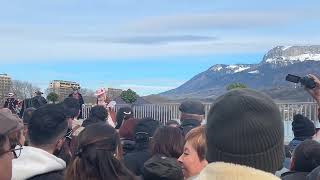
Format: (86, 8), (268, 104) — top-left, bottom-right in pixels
(281, 171), (309, 180)
(307, 166), (320, 180)
(180, 119), (201, 136)
(124, 149), (151, 176)
(27, 170), (64, 180)
(142, 154), (183, 180)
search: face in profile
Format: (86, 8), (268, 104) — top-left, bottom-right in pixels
(178, 141), (207, 179)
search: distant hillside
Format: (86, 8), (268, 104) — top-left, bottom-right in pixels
(160, 45), (320, 102)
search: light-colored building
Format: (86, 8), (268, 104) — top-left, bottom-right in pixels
(49, 80), (80, 100)
(107, 88), (123, 100)
(0, 73), (12, 103)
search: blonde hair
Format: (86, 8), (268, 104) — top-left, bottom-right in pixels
(185, 126), (206, 161)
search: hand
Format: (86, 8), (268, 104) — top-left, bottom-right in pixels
(306, 74), (320, 106)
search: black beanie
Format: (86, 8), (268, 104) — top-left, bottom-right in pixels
(206, 88), (284, 173)
(134, 117), (161, 142)
(292, 114), (315, 138)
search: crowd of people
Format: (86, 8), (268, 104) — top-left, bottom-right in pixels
(1, 74), (320, 180)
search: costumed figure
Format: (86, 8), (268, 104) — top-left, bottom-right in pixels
(95, 88), (116, 127)
(68, 87), (84, 119)
(3, 93), (19, 114)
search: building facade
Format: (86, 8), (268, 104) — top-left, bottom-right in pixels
(49, 80), (80, 101)
(0, 73), (12, 103)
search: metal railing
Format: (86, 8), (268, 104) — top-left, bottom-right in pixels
(82, 102), (319, 143)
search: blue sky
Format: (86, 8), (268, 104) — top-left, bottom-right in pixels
(0, 0), (319, 95)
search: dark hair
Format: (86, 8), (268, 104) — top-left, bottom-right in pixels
(89, 105), (108, 121)
(82, 117), (105, 127)
(0, 134), (8, 154)
(8, 129), (23, 149)
(28, 104), (68, 146)
(151, 126), (184, 158)
(165, 120), (180, 127)
(62, 97), (80, 119)
(291, 139), (320, 172)
(65, 123), (136, 180)
(22, 107), (36, 125)
(115, 107), (133, 129)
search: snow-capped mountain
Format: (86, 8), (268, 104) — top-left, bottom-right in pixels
(160, 45), (320, 101)
(209, 64), (253, 74)
(262, 45), (320, 65)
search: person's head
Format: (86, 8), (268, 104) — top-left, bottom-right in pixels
(179, 101), (205, 122)
(71, 89), (80, 100)
(165, 120), (180, 128)
(7, 93), (14, 98)
(0, 109), (24, 151)
(134, 117), (161, 146)
(28, 104), (68, 155)
(22, 107), (36, 145)
(22, 107), (36, 125)
(291, 139), (320, 172)
(151, 126), (184, 159)
(292, 114), (315, 138)
(7, 116), (24, 152)
(0, 110), (22, 180)
(178, 126), (207, 179)
(89, 105), (108, 121)
(95, 88), (109, 103)
(206, 88), (284, 173)
(62, 97), (80, 120)
(65, 123), (135, 180)
(115, 107), (134, 129)
(34, 90), (43, 96)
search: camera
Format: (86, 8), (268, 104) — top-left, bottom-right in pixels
(285, 74), (316, 89)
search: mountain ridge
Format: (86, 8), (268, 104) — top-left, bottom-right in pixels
(159, 45), (320, 101)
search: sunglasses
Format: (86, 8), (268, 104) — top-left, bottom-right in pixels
(0, 144), (23, 159)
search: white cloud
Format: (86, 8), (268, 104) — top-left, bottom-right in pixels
(0, 10), (319, 63)
(125, 11), (315, 33)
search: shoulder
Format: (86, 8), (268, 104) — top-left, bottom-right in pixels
(27, 170), (64, 180)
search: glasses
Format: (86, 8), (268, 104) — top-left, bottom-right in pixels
(0, 144), (23, 159)
(65, 129), (73, 140)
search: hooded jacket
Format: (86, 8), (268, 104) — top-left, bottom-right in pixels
(281, 171), (309, 180)
(143, 154), (184, 180)
(12, 146), (66, 180)
(197, 162), (280, 180)
(180, 119), (201, 136)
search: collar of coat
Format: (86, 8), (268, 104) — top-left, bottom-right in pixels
(197, 162), (280, 180)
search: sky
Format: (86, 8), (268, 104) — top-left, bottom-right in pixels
(0, 0), (320, 95)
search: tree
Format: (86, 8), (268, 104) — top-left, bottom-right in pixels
(226, 83), (247, 91)
(47, 92), (59, 104)
(79, 88), (96, 104)
(11, 80), (40, 100)
(120, 89), (138, 105)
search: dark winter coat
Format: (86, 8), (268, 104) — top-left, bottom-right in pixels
(142, 154), (183, 180)
(180, 119), (201, 136)
(27, 170), (64, 180)
(124, 148), (151, 176)
(281, 171), (309, 180)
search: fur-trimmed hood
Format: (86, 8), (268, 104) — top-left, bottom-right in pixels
(12, 146), (66, 180)
(197, 162), (280, 180)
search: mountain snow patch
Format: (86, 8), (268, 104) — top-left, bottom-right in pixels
(248, 70), (259, 74)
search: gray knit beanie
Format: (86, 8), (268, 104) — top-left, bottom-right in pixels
(206, 88), (284, 173)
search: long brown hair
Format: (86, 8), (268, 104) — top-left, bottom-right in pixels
(65, 123), (136, 180)
(151, 126), (184, 158)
